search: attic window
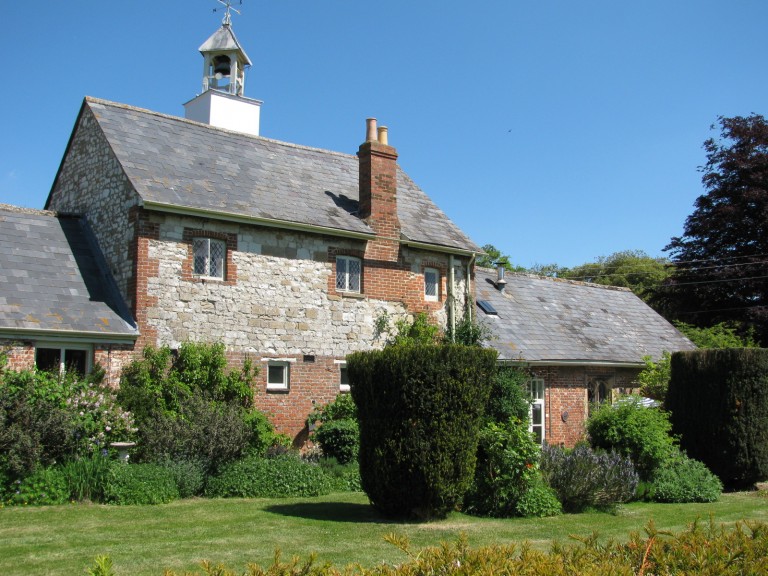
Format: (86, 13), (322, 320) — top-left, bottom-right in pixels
(193, 238), (226, 279)
(477, 300), (498, 315)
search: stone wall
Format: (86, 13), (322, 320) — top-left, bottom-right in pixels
(46, 105), (140, 309)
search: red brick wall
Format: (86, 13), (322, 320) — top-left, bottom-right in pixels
(128, 207), (160, 351)
(93, 344), (137, 388)
(1, 340), (35, 372)
(530, 365), (642, 447)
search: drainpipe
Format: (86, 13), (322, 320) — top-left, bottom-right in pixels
(466, 253), (475, 323)
(448, 255), (456, 341)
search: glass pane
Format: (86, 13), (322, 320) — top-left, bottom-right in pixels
(209, 240), (226, 278)
(532, 426), (543, 445)
(64, 349), (87, 377)
(36, 348), (61, 373)
(531, 404), (543, 425)
(336, 257), (347, 290)
(348, 258), (361, 292)
(268, 365), (285, 385)
(339, 366), (349, 386)
(193, 238), (209, 275)
(425, 270), (438, 298)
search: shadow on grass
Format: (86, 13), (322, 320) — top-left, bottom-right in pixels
(264, 501), (405, 524)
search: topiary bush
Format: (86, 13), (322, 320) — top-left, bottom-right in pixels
(667, 348), (768, 489)
(349, 344), (497, 519)
(103, 463), (179, 505)
(540, 444), (638, 512)
(649, 451), (723, 503)
(206, 454), (332, 498)
(587, 397), (677, 481)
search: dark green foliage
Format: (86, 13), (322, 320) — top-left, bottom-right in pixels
(667, 348), (768, 488)
(103, 463), (179, 505)
(485, 366), (531, 425)
(206, 454), (332, 498)
(504, 475), (562, 518)
(4, 467), (69, 506)
(159, 459), (206, 498)
(137, 395), (253, 474)
(318, 458), (362, 492)
(60, 453), (112, 502)
(587, 397), (677, 481)
(464, 421), (560, 518)
(675, 321), (759, 349)
(0, 372), (77, 480)
(650, 452), (722, 503)
(349, 344), (497, 519)
(311, 393), (357, 423)
(540, 444), (638, 512)
(314, 419), (359, 465)
(389, 312), (441, 346)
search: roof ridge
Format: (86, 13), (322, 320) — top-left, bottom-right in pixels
(476, 266), (632, 292)
(0, 203), (57, 217)
(85, 96), (359, 161)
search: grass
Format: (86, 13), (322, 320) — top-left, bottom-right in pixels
(2, 491), (768, 575)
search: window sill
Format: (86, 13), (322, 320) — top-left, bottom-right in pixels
(266, 385), (290, 394)
(338, 291), (365, 299)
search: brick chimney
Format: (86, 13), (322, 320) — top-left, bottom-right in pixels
(358, 118), (401, 254)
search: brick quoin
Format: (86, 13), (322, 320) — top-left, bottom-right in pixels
(128, 207), (160, 351)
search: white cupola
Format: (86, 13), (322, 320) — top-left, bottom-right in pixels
(184, 10), (262, 136)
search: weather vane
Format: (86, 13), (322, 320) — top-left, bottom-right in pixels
(213, 0), (243, 25)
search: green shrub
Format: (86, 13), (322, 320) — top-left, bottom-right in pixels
(206, 454), (332, 498)
(464, 421), (544, 517)
(310, 393), (357, 423)
(587, 397), (676, 480)
(5, 467), (69, 506)
(159, 459), (206, 498)
(512, 475), (562, 518)
(314, 419), (359, 464)
(60, 453), (112, 502)
(637, 352), (671, 402)
(349, 344), (497, 519)
(103, 463), (179, 505)
(668, 348), (768, 489)
(650, 452), (723, 503)
(319, 458), (362, 492)
(485, 367), (531, 425)
(540, 444), (638, 512)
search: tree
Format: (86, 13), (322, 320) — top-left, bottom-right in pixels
(562, 250), (671, 303)
(476, 244), (526, 271)
(660, 115), (768, 345)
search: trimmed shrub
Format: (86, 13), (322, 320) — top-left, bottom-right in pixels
(667, 348), (768, 489)
(206, 454), (332, 498)
(314, 419), (359, 465)
(103, 463), (179, 505)
(4, 467), (69, 506)
(540, 444), (638, 512)
(650, 452), (723, 503)
(587, 397), (676, 480)
(349, 344), (497, 519)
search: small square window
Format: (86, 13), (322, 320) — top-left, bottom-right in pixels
(424, 268), (439, 301)
(339, 364), (350, 393)
(193, 237), (226, 279)
(267, 361), (290, 391)
(336, 255), (361, 293)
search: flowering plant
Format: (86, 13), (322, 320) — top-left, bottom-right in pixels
(68, 382), (137, 454)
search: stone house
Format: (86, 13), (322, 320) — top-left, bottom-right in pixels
(475, 267), (696, 446)
(0, 19), (480, 442)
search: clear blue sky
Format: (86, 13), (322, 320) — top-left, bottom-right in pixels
(2, 1), (766, 268)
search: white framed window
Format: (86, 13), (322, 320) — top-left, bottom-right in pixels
(336, 255), (361, 293)
(35, 344), (92, 378)
(336, 360), (350, 392)
(528, 378), (545, 446)
(266, 360), (291, 391)
(424, 267), (439, 301)
(193, 237), (226, 279)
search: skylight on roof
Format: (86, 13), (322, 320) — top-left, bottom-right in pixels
(477, 300), (498, 315)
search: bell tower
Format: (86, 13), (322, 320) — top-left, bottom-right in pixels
(184, 3), (262, 136)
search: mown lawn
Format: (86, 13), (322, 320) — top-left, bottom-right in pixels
(2, 491), (768, 575)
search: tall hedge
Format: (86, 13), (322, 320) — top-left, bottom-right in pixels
(667, 348), (768, 488)
(348, 344), (497, 519)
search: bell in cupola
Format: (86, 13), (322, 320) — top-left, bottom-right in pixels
(212, 55), (232, 79)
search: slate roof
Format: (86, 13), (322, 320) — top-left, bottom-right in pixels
(475, 268), (695, 364)
(0, 205), (138, 339)
(73, 97), (481, 254)
(199, 23), (252, 64)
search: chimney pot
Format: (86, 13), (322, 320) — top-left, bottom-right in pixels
(366, 118), (378, 142)
(378, 126), (389, 146)
(496, 264), (507, 291)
